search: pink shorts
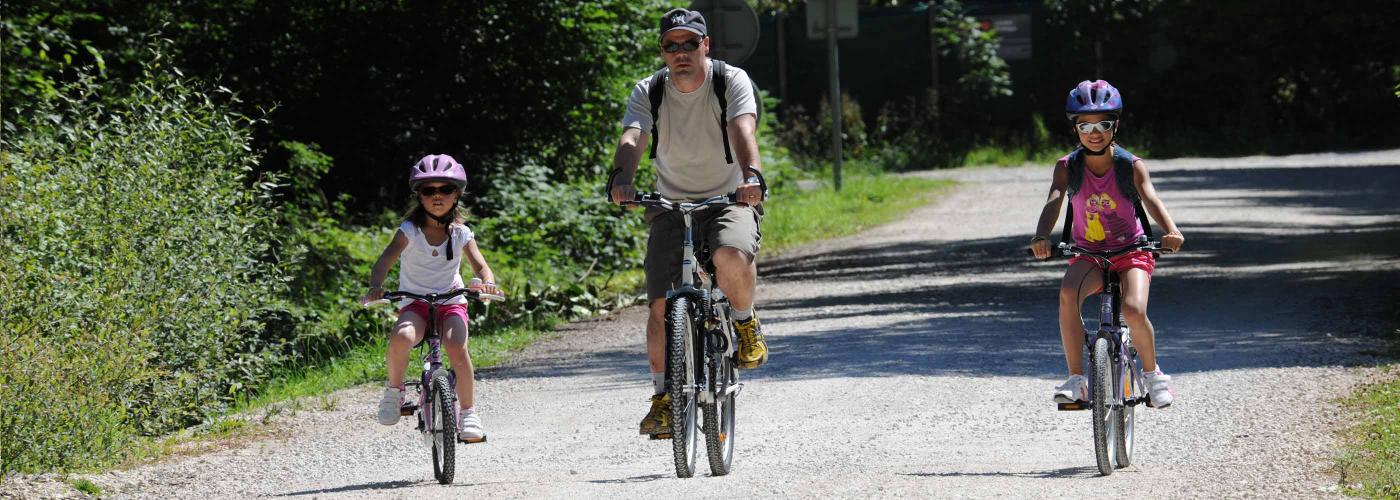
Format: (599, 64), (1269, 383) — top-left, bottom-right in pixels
(1069, 249), (1156, 275)
(398, 300), (470, 330)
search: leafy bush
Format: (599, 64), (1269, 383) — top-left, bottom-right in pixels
(0, 66), (284, 472)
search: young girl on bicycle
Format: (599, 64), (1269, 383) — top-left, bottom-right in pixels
(1029, 80), (1185, 408)
(361, 154), (499, 441)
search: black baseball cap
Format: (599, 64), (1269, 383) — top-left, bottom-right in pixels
(659, 8), (706, 40)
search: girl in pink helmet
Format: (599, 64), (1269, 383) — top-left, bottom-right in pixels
(1029, 80), (1185, 408)
(361, 154), (499, 441)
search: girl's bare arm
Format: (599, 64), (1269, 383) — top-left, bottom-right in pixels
(364, 230), (409, 301)
(1030, 161), (1071, 258)
(1132, 160), (1185, 250)
(463, 239), (497, 293)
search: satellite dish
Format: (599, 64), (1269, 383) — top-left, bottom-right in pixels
(690, 0), (760, 65)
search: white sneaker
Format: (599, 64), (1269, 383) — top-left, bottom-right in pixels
(376, 387), (404, 425)
(1144, 370), (1174, 408)
(458, 407), (485, 442)
(1053, 374), (1088, 403)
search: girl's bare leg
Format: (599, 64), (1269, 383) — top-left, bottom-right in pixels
(1059, 261), (1104, 375)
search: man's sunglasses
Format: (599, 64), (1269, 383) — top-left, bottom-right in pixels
(416, 185), (459, 197)
(661, 38), (702, 54)
(1075, 120), (1117, 134)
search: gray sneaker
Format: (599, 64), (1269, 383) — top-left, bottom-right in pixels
(376, 387), (404, 425)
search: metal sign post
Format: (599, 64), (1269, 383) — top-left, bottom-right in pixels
(807, 0), (857, 191)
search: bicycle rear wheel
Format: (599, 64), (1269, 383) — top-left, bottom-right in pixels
(703, 326), (737, 476)
(666, 297), (701, 478)
(430, 373), (456, 484)
(1115, 351), (1141, 468)
(1091, 336), (1117, 476)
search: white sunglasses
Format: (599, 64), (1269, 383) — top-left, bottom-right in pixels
(1075, 120), (1117, 134)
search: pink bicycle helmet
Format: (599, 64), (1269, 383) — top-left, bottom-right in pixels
(408, 154), (467, 189)
(1065, 80), (1123, 120)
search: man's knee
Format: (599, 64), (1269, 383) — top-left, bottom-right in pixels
(713, 246), (753, 270)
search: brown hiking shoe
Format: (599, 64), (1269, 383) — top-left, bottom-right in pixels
(638, 393), (671, 436)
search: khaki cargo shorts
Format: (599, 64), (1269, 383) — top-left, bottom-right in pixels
(644, 204), (762, 300)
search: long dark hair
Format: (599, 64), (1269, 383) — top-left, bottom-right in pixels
(401, 196), (468, 228)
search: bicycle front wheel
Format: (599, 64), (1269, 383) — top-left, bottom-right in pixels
(666, 297), (701, 478)
(1091, 336), (1117, 476)
(1115, 352), (1141, 468)
(703, 327), (737, 476)
(430, 373), (456, 484)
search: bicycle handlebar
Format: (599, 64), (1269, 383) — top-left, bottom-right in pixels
(605, 168), (768, 205)
(619, 192), (737, 210)
(1027, 237), (1171, 261)
(360, 287), (505, 307)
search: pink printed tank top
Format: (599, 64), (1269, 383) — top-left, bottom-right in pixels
(1069, 163), (1144, 251)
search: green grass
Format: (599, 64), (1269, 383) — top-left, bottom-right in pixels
(70, 478), (101, 496)
(763, 171), (956, 254)
(960, 143), (1063, 167)
(231, 313), (570, 415)
(1338, 364), (1400, 498)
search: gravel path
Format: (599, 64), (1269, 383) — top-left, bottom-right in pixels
(41, 150), (1400, 499)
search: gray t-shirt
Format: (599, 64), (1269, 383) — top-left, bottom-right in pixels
(621, 59), (758, 200)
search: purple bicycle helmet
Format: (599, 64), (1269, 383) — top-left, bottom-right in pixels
(408, 154), (467, 190)
(1065, 80), (1123, 120)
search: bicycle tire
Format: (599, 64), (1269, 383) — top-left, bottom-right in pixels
(430, 373), (456, 484)
(703, 325), (737, 476)
(1115, 351), (1140, 468)
(666, 297), (701, 478)
(1091, 336), (1116, 476)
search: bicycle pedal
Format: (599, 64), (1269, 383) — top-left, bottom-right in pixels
(648, 433), (673, 440)
(458, 435), (487, 444)
(1057, 402), (1089, 411)
(399, 404), (418, 416)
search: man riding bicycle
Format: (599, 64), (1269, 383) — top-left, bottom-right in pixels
(608, 7), (769, 438)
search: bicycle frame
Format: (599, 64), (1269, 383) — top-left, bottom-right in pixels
(1080, 256), (1147, 411)
(640, 194), (736, 401)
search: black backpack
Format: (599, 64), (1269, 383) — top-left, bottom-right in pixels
(1060, 145), (1154, 244)
(646, 59), (760, 164)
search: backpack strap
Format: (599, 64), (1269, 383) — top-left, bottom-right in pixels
(1060, 152), (1079, 245)
(1111, 147), (1154, 238)
(712, 59), (734, 164)
(646, 67), (668, 160)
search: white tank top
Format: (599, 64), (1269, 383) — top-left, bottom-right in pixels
(395, 220), (474, 309)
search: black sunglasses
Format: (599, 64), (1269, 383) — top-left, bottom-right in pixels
(661, 38), (702, 54)
(416, 185), (459, 197)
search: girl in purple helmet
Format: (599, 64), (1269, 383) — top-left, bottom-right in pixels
(361, 154), (499, 441)
(1028, 80), (1185, 408)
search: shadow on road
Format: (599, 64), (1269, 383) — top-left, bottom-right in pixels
(899, 465), (1103, 479)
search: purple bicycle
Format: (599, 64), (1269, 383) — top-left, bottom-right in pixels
(363, 281), (503, 484)
(1036, 237), (1167, 475)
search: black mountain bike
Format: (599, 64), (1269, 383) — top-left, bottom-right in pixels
(1040, 238), (1165, 476)
(363, 283), (503, 484)
(619, 191), (745, 478)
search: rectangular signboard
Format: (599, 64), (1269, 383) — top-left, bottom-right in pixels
(807, 0), (858, 39)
